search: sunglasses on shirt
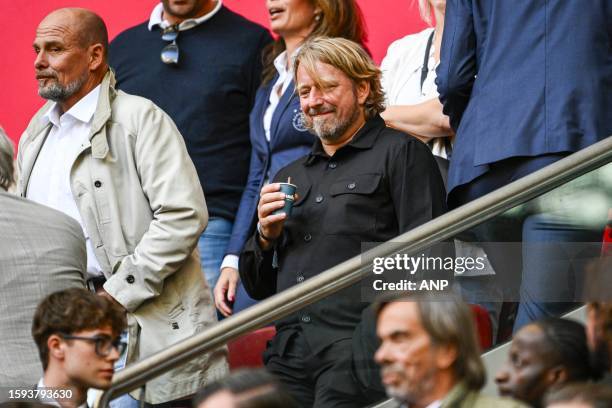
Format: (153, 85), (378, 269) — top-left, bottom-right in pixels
(161, 25), (180, 65)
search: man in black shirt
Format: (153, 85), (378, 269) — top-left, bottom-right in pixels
(240, 37), (446, 408)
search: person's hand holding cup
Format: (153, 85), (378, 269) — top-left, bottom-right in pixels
(257, 181), (296, 250)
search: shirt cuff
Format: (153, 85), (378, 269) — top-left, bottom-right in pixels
(221, 254), (239, 270)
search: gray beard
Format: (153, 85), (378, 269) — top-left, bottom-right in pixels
(309, 104), (361, 143)
(38, 75), (87, 102)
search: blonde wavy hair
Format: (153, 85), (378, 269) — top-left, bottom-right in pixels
(293, 37), (385, 120)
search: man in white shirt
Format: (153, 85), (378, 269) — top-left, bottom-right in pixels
(32, 288), (126, 408)
(19, 8), (227, 406)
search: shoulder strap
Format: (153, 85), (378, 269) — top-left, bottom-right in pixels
(420, 31), (435, 93)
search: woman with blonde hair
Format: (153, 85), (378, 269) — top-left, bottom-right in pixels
(380, 0), (452, 181)
(215, 0), (368, 316)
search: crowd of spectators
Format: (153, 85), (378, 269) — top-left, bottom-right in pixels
(0, 0), (610, 407)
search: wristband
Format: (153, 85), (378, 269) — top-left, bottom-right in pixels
(257, 222), (276, 243)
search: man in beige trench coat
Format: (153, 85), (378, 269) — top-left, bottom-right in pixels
(17, 8), (227, 405)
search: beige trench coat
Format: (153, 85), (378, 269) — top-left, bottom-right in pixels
(17, 70), (228, 403)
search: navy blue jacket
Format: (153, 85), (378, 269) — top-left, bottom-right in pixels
(109, 7), (272, 221)
(436, 0), (612, 194)
(225, 76), (314, 256)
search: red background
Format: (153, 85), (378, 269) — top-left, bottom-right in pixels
(0, 0), (425, 146)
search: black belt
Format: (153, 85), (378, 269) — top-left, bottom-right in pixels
(86, 276), (107, 293)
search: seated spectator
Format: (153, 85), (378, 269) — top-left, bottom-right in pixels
(31, 288), (127, 408)
(544, 383), (612, 408)
(194, 369), (298, 408)
(496, 318), (599, 407)
(0, 129), (87, 387)
(375, 291), (525, 408)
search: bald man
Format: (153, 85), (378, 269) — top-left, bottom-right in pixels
(18, 8), (227, 405)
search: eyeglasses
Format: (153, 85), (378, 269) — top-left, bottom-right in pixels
(161, 25), (180, 65)
(59, 333), (127, 358)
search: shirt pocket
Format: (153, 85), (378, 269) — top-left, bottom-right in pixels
(324, 173), (382, 235)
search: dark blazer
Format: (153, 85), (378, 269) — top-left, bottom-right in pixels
(436, 0), (612, 194)
(225, 75), (314, 257)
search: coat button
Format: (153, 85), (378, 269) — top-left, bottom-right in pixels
(328, 162), (337, 169)
(301, 315), (311, 323)
(347, 182), (356, 190)
(94, 180), (102, 188)
(304, 233), (312, 242)
(315, 194), (324, 203)
(297, 275), (305, 283)
(126, 275), (135, 284)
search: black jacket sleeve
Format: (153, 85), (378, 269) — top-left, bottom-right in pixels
(239, 233), (278, 300)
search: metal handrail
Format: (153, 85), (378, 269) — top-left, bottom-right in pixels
(99, 135), (612, 407)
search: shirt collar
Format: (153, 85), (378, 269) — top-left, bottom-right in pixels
(273, 45), (302, 78)
(37, 378), (87, 408)
(148, 0), (222, 31)
(304, 115), (385, 165)
(42, 85), (101, 127)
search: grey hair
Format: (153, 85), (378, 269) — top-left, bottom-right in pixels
(0, 127), (15, 191)
(376, 291), (487, 390)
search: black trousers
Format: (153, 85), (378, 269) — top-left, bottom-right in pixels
(264, 330), (384, 408)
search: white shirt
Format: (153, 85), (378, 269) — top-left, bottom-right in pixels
(37, 378), (88, 408)
(380, 27), (448, 158)
(262, 50), (296, 142)
(219, 49), (299, 273)
(27, 86), (103, 277)
(148, 0), (222, 31)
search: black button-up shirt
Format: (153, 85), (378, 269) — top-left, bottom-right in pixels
(240, 115), (446, 355)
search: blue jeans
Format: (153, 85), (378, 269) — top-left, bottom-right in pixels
(198, 217), (233, 293)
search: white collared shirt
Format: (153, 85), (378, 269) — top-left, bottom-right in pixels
(37, 378), (88, 408)
(148, 0), (222, 31)
(262, 50), (296, 143)
(380, 27), (449, 159)
(27, 86), (103, 277)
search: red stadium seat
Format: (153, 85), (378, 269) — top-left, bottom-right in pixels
(228, 306), (492, 371)
(602, 210), (612, 256)
(470, 304), (493, 350)
(227, 326), (276, 370)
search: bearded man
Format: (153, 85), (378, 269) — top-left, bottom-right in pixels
(239, 37), (446, 408)
(19, 8), (227, 406)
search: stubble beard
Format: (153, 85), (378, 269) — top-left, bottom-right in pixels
(38, 71), (87, 102)
(305, 99), (361, 143)
(381, 363), (437, 405)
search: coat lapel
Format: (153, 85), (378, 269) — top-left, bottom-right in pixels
(269, 79), (295, 146)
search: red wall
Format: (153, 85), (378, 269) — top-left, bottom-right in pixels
(0, 0), (426, 146)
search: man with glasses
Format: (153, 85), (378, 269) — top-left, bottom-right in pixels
(20, 8), (227, 407)
(110, 0), (272, 294)
(31, 288), (127, 408)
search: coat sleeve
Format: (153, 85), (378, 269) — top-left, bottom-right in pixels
(225, 139), (265, 256)
(238, 233), (278, 300)
(103, 102), (207, 312)
(435, 0), (477, 131)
